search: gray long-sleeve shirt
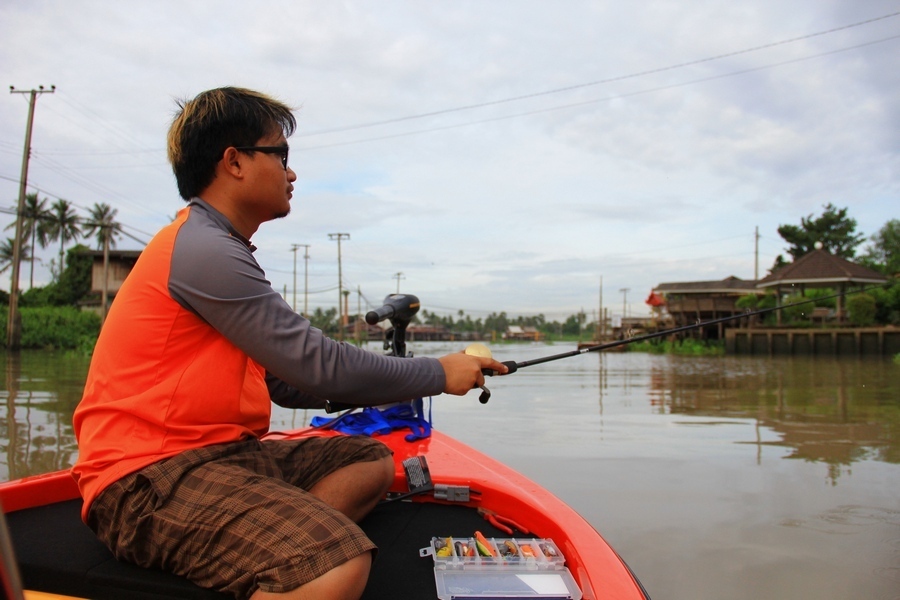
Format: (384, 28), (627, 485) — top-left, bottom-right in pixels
(168, 198), (446, 409)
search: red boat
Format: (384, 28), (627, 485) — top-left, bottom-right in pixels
(2, 296), (648, 599)
(1, 423), (648, 599)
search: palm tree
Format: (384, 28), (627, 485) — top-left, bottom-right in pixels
(44, 199), (82, 280)
(0, 237), (31, 277)
(5, 193), (52, 289)
(83, 202), (123, 323)
(83, 202), (123, 251)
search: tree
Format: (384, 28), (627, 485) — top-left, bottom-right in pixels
(484, 311), (509, 334)
(859, 219), (900, 276)
(49, 244), (93, 306)
(83, 203), (123, 321)
(44, 199), (82, 281)
(776, 203), (865, 262)
(83, 202), (123, 250)
(561, 311), (586, 336)
(308, 307), (338, 334)
(0, 237), (31, 277)
(5, 193), (52, 289)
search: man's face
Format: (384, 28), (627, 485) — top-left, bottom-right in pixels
(242, 132), (297, 223)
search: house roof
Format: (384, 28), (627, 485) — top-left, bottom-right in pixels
(653, 276), (760, 295)
(757, 249), (888, 288)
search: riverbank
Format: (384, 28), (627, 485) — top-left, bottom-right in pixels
(726, 326), (900, 357)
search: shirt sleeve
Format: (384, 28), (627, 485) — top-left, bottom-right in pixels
(168, 212), (446, 406)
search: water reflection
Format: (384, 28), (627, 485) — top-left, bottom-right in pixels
(642, 355), (900, 482)
(1, 351), (88, 481)
(1, 348), (898, 484)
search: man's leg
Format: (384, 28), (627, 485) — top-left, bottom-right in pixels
(90, 441), (383, 600)
(249, 552), (371, 600)
(308, 454), (394, 522)
(268, 435), (395, 523)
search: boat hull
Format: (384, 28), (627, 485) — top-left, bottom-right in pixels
(2, 427), (648, 599)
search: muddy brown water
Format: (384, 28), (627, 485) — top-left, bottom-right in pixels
(3, 344), (899, 599)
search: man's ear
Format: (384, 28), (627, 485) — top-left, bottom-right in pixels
(220, 147), (245, 179)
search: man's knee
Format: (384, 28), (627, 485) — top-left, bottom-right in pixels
(374, 454), (395, 490)
(250, 552), (372, 600)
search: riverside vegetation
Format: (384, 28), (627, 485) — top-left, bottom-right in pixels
(2, 232), (898, 356)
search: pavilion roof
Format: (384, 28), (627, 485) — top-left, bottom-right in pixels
(757, 249), (888, 288)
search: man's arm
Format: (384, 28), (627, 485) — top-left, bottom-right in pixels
(265, 372), (327, 409)
(168, 207), (446, 406)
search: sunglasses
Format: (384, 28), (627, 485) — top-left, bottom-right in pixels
(233, 145), (289, 170)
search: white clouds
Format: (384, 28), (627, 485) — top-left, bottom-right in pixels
(1, 0), (897, 319)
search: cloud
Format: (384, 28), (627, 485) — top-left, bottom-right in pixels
(1, 0), (897, 319)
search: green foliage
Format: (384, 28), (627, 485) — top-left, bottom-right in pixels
(805, 288), (838, 307)
(0, 306), (101, 350)
(780, 295), (813, 322)
(757, 294), (777, 310)
(735, 294), (758, 310)
(779, 203), (865, 259)
(627, 338), (724, 355)
(50, 245), (93, 305)
(561, 312), (586, 336)
(308, 306), (338, 334)
(775, 203), (864, 265)
(847, 293), (877, 327)
(868, 281), (900, 326)
(859, 219), (900, 276)
(18, 244), (93, 308)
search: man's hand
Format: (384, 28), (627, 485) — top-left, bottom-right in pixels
(438, 352), (508, 395)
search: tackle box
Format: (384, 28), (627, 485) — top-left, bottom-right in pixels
(420, 536), (583, 599)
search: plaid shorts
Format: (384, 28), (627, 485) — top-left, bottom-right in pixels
(88, 435), (392, 599)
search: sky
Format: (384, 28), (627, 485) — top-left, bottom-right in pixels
(1, 1), (898, 323)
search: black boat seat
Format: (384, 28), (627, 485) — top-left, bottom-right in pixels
(7, 497), (509, 599)
(8, 499), (225, 599)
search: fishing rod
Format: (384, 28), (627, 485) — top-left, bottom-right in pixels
(476, 284), (888, 394)
(340, 286), (886, 407)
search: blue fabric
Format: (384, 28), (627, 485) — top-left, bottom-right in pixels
(310, 398), (433, 441)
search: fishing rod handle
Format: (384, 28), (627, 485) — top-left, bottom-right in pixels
(481, 360), (519, 377)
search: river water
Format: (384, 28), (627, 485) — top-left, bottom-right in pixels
(2, 343), (899, 599)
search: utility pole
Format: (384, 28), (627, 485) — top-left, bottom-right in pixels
(619, 288), (630, 324)
(393, 271), (405, 294)
(598, 276), (604, 340)
(290, 244), (310, 314)
(754, 226), (760, 281)
(7, 85), (55, 351)
(356, 285), (362, 346)
(328, 233), (350, 339)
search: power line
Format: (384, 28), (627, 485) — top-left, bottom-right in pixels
(0, 172), (158, 240)
(295, 33), (900, 152)
(295, 11), (900, 139)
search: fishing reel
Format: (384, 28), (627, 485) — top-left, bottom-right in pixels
(465, 343), (494, 404)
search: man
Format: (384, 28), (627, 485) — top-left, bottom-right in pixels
(72, 87), (506, 600)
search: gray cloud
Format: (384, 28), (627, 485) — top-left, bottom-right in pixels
(1, 0), (897, 319)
